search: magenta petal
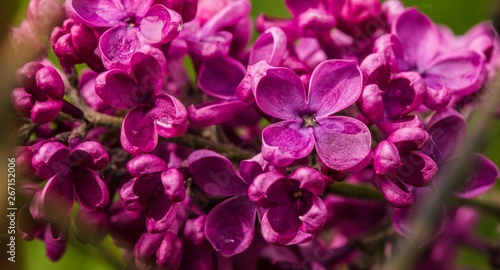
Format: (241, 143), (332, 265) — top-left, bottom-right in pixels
(308, 60), (363, 116)
(255, 67), (307, 120)
(67, 0), (128, 27)
(156, 232), (183, 269)
(285, 0), (320, 16)
(188, 100), (248, 127)
(205, 196), (256, 256)
(12, 88), (34, 118)
(299, 196), (327, 233)
(187, 150), (248, 196)
(42, 172), (74, 218)
(44, 218), (69, 261)
(397, 152), (437, 187)
(377, 175), (413, 208)
(292, 167), (325, 196)
(31, 100), (63, 123)
(36, 66), (64, 100)
(127, 154), (168, 177)
(150, 93), (188, 138)
(146, 194), (176, 233)
(261, 201), (300, 245)
(423, 108), (466, 164)
(198, 57), (246, 99)
(73, 168), (109, 211)
(139, 5), (182, 44)
(130, 49), (167, 96)
(456, 154), (499, 199)
(120, 177), (144, 211)
(360, 53), (390, 87)
(373, 141), (402, 175)
(99, 26), (144, 70)
(393, 9), (439, 69)
(95, 70), (147, 110)
(424, 51), (485, 96)
(261, 121), (315, 167)
(70, 141), (109, 170)
(200, 0), (251, 36)
(32, 142), (70, 179)
(358, 84), (384, 123)
(248, 172), (286, 207)
(161, 168), (185, 202)
(383, 72), (426, 117)
(134, 232), (163, 265)
(376, 115), (423, 136)
(121, 107), (157, 155)
(250, 27), (287, 66)
(314, 116), (371, 170)
(387, 127), (429, 152)
(424, 85), (452, 110)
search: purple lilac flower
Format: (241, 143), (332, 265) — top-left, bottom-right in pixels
(374, 9), (487, 109)
(18, 184), (69, 261)
(67, 0), (183, 69)
(95, 47), (187, 155)
(154, 0), (198, 23)
(248, 167), (327, 245)
(187, 150), (264, 255)
(120, 154), (185, 233)
(173, 0), (251, 60)
(31, 140), (110, 219)
(373, 127), (437, 207)
(254, 60), (371, 169)
(12, 62), (81, 123)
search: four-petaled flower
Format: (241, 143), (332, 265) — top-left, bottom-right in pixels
(254, 60), (372, 170)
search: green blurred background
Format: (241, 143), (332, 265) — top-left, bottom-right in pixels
(1, 0), (500, 269)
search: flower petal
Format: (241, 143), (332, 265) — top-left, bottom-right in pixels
(31, 100), (63, 123)
(130, 48), (167, 96)
(424, 50), (485, 96)
(314, 116), (371, 171)
(260, 201), (300, 245)
(187, 150), (248, 197)
(42, 172), (74, 219)
(70, 141), (109, 170)
(67, 0), (128, 27)
(308, 60), (363, 116)
(161, 168), (185, 202)
(99, 26), (144, 70)
(150, 93), (188, 138)
(383, 72), (426, 117)
(255, 66), (307, 120)
(146, 193), (177, 233)
(423, 108), (466, 164)
(393, 8), (439, 69)
(261, 121), (315, 167)
(95, 70), (147, 110)
(205, 196), (256, 256)
(121, 107), (157, 155)
(299, 196), (327, 233)
(397, 152), (437, 187)
(32, 142), (70, 179)
(387, 127), (429, 152)
(377, 175), (413, 208)
(373, 140), (402, 175)
(73, 168), (109, 211)
(292, 167), (325, 196)
(139, 5), (182, 44)
(127, 154), (168, 177)
(187, 100), (248, 127)
(198, 57), (246, 99)
(250, 27), (288, 66)
(456, 154), (499, 199)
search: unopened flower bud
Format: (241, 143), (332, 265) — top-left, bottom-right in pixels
(50, 19), (98, 65)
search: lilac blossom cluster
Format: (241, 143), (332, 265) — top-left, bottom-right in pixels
(10, 0), (500, 269)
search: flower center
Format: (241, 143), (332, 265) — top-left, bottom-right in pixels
(124, 17), (138, 29)
(301, 114), (317, 128)
(293, 190), (303, 198)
